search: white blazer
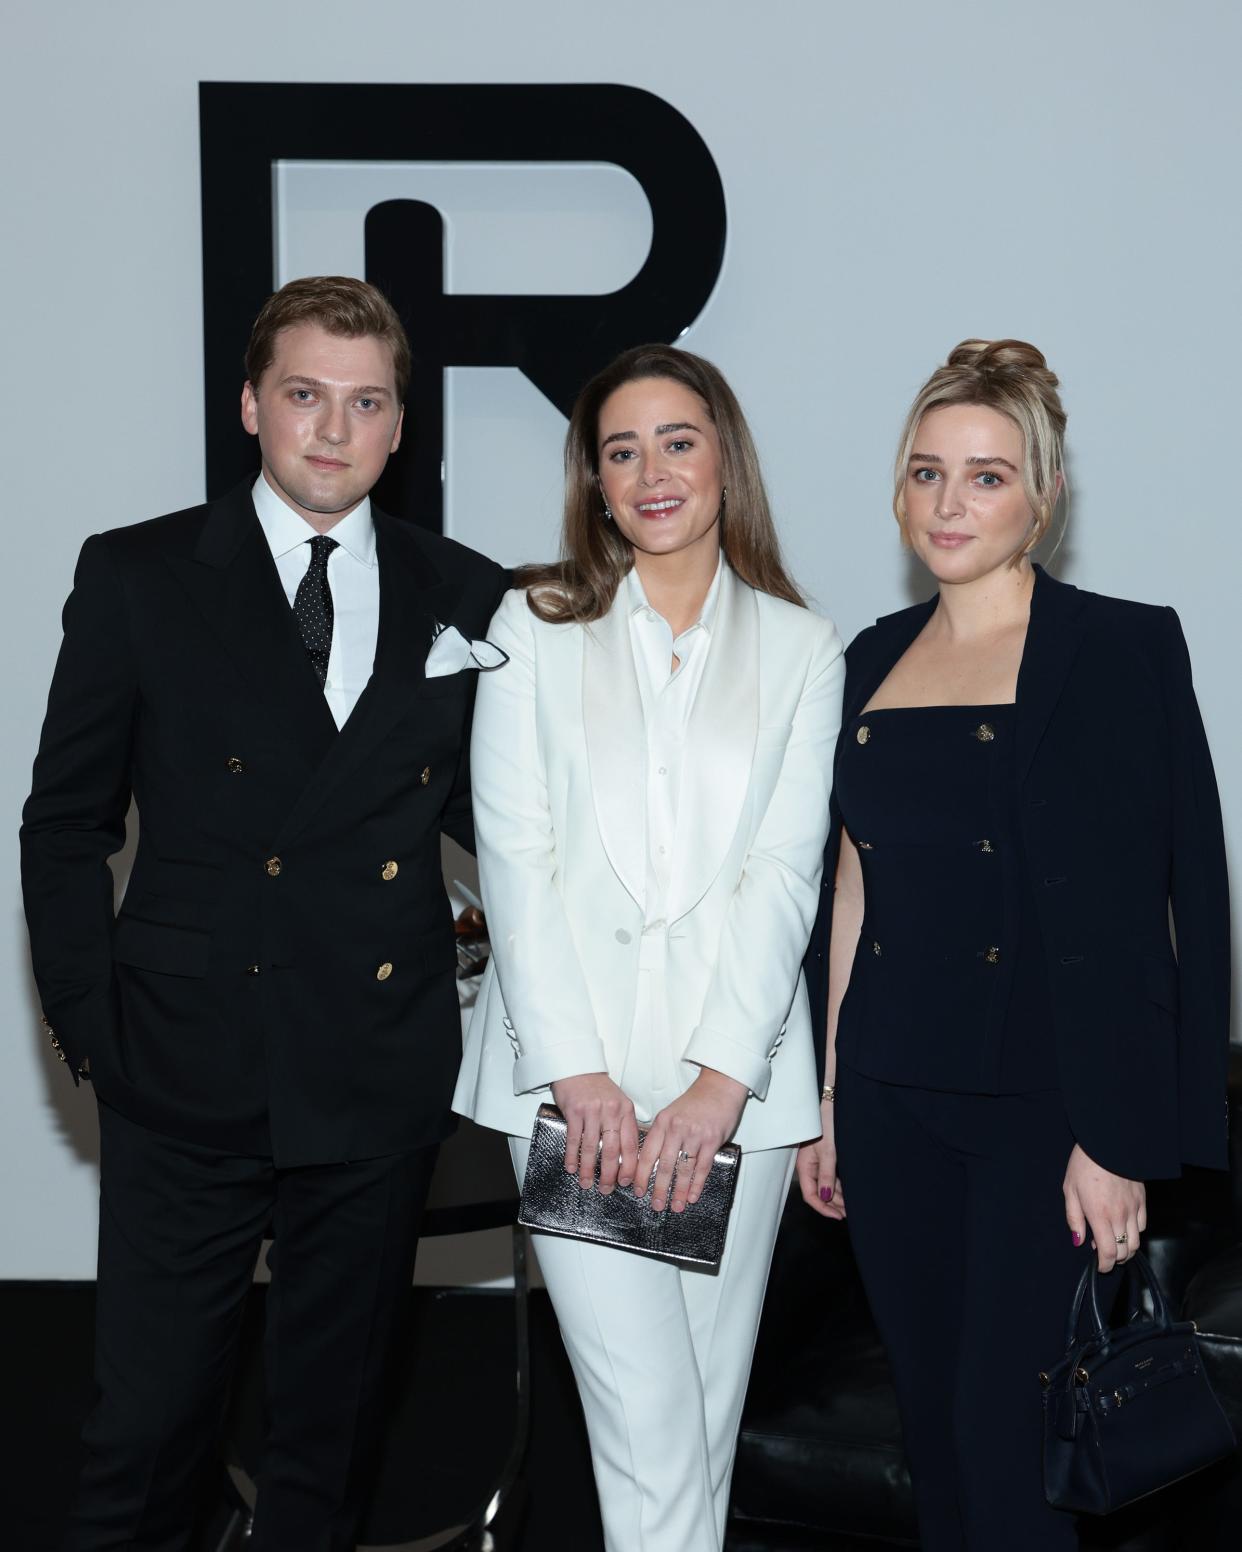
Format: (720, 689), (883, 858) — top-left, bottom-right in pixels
(452, 564), (845, 1151)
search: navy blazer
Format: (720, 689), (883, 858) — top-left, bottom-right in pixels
(805, 567), (1230, 1181)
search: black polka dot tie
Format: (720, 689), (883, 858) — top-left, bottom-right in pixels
(293, 534), (338, 687)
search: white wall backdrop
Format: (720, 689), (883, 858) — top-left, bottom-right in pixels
(3, 0), (1239, 1277)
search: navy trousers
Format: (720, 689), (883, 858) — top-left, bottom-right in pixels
(836, 1065), (1089, 1552)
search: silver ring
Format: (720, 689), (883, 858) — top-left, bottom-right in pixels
(678, 1150), (695, 1162)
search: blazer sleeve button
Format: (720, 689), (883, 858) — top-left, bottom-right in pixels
(381, 861), (399, 881)
(420, 767), (432, 786)
(226, 756), (245, 774)
(265, 856), (282, 877)
(376, 962), (394, 981)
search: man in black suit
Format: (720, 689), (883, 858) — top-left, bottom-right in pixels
(21, 275), (508, 1550)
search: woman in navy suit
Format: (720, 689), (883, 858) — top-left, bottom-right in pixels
(797, 339), (1230, 1551)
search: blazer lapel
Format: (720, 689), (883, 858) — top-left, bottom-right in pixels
(851, 598), (936, 721)
(830, 597), (935, 799)
(274, 510), (464, 846)
(582, 589), (647, 910)
(667, 567), (758, 923)
(165, 482), (338, 772)
(1014, 566), (1092, 785)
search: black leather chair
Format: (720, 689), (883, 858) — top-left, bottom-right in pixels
(729, 1051), (1242, 1551)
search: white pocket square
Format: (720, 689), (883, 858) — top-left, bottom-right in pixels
(425, 622), (509, 678)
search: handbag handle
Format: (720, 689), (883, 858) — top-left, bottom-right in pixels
(1063, 1251), (1172, 1350)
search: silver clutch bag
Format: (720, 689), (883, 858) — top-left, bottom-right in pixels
(517, 1103), (741, 1271)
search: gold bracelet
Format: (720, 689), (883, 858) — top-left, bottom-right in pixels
(821, 1084), (835, 1104)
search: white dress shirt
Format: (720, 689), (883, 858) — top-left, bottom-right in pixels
(252, 474), (380, 729)
(621, 558), (723, 1110)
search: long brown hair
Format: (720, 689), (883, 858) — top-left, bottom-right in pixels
(519, 344), (804, 622)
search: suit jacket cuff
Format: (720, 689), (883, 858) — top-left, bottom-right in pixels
(683, 1027), (772, 1099)
(511, 1037), (610, 1096)
(39, 982), (116, 1083)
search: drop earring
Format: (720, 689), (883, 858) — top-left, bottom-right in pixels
(602, 500), (614, 522)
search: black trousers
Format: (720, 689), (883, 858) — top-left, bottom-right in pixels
(69, 1100), (436, 1552)
(836, 1065), (1088, 1552)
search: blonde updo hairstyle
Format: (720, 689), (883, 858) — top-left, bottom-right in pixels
(893, 339), (1068, 563)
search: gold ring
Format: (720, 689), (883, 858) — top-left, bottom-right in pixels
(1115, 1233), (1128, 1245)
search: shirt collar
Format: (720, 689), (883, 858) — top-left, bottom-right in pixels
(251, 472), (377, 567)
(625, 554), (725, 635)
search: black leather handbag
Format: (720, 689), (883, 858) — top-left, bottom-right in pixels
(1041, 1251), (1235, 1513)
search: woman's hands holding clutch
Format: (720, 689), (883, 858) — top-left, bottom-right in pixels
(640, 1068), (748, 1215)
(550, 1067), (747, 1213)
(551, 1074), (640, 1194)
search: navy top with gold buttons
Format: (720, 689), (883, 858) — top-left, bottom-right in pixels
(835, 704), (1057, 1095)
(807, 568), (1229, 1181)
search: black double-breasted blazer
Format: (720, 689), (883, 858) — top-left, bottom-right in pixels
(21, 481), (507, 1166)
(805, 567), (1231, 1181)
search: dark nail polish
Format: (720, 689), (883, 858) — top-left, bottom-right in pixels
(820, 1187), (831, 1202)
(1072, 1231), (1082, 1246)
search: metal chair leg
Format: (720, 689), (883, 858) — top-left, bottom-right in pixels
(212, 1504), (253, 1551)
(478, 1224), (533, 1534)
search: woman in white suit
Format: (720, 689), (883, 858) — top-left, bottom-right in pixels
(454, 344), (844, 1552)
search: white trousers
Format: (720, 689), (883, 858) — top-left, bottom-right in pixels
(510, 1138), (796, 1552)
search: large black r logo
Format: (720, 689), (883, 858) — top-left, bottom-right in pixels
(200, 83), (727, 531)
